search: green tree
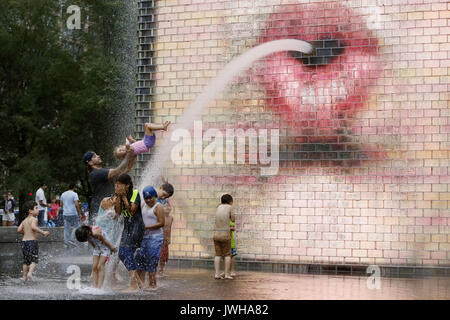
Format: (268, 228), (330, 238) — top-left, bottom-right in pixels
(0, 0), (134, 216)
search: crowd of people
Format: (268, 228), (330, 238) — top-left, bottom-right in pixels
(0, 186), (88, 230)
(14, 119), (238, 290)
(78, 146), (176, 291)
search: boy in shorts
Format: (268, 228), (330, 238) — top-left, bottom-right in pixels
(158, 198), (173, 276)
(17, 201), (50, 282)
(213, 194), (235, 280)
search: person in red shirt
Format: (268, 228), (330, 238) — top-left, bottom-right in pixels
(48, 197), (60, 224)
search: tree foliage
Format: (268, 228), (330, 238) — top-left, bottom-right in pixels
(0, 0), (133, 210)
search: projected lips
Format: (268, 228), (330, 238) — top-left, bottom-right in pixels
(255, 2), (382, 143)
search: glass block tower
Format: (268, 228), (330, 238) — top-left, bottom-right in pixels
(134, 0), (156, 179)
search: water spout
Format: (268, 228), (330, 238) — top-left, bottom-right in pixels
(138, 39), (313, 189)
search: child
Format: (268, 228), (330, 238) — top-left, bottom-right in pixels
(17, 201), (50, 282)
(96, 195), (123, 285)
(213, 194), (235, 280)
(75, 225), (117, 289)
(134, 186), (165, 291)
(47, 197), (59, 226)
(158, 198), (173, 276)
(113, 121), (171, 160)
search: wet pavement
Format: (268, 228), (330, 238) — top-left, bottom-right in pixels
(0, 260), (449, 300)
(2, 228), (448, 301)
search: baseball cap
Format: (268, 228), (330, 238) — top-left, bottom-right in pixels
(83, 151), (95, 164)
(142, 186), (157, 199)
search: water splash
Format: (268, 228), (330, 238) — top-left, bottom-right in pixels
(77, 286), (114, 295)
(95, 39), (313, 290)
(137, 39), (313, 189)
(101, 214), (125, 290)
(110, 0), (138, 150)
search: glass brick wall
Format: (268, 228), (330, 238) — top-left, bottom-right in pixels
(135, 0), (449, 267)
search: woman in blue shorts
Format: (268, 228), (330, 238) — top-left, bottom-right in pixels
(135, 185), (165, 291)
(115, 173), (145, 293)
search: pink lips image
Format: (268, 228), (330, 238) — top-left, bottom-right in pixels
(255, 1), (383, 144)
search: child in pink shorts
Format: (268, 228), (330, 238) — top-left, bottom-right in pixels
(114, 121), (171, 160)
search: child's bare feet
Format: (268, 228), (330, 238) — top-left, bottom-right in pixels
(109, 282), (123, 291)
(143, 285), (158, 291)
(145, 121), (171, 132)
(162, 121), (170, 131)
(121, 285), (140, 293)
(127, 135), (136, 144)
(133, 273), (145, 289)
(26, 273), (34, 282)
(114, 272), (123, 283)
